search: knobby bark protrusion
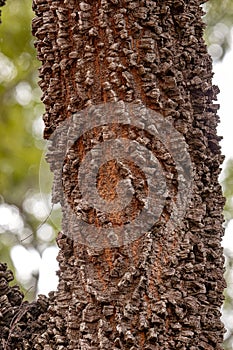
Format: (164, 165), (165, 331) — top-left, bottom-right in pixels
(0, 0), (226, 349)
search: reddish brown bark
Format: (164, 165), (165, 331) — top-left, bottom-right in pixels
(0, 1), (226, 349)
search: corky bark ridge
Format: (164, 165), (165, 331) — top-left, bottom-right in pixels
(0, 0), (226, 349)
(31, 0), (226, 348)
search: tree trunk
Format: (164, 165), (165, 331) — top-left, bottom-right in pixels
(0, 0), (226, 349)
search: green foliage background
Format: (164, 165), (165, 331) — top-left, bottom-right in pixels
(0, 0), (233, 347)
(0, 0), (61, 300)
(204, 0), (233, 60)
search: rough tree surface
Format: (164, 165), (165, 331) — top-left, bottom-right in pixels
(0, 1), (226, 349)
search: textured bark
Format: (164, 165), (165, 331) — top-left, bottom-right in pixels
(0, 0), (226, 349)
